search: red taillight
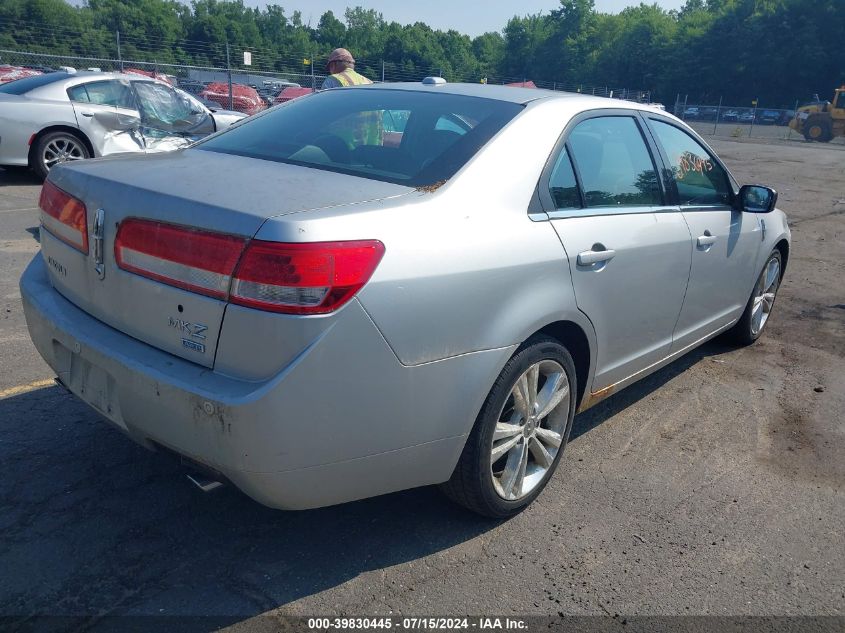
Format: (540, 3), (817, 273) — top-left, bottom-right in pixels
(114, 219), (246, 299)
(39, 180), (88, 253)
(231, 240), (385, 314)
(113, 218), (384, 314)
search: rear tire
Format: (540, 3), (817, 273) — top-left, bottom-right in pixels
(728, 249), (782, 346)
(440, 336), (577, 518)
(31, 130), (90, 180)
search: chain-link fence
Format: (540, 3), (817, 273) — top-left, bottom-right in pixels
(671, 101), (814, 142)
(0, 48), (652, 114)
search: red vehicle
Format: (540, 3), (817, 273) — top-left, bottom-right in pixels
(122, 68), (176, 86)
(0, 65), (42, 83)
(199, 82), (266, 116)
(273, 86), (313, 105)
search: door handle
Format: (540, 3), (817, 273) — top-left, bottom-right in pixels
(80, 111), (94, 117)
(577, 248), (616, 266)
(697, 232), (717, 248)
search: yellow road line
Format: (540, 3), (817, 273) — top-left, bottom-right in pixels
(0, 378), (56, 399)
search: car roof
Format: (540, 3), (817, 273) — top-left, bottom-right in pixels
(348, 82), (669, 119)
(354, 81), (600, 105)
(32, 70), (162, 88)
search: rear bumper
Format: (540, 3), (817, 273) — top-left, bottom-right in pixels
(20, 255), (511, 509)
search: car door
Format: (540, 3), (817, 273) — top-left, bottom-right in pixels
(644, 117), (762, 351)
(68, 79), (144, 155)
(542, 113), (692, 391)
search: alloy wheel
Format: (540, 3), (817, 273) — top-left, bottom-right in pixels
(43, 136), (86, 170)
(751, 254), (780, 336)
(490, 360), (570, 501)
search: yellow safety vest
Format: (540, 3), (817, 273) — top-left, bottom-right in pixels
(327, 70), (382, 147)
(330, 69), (373, 87)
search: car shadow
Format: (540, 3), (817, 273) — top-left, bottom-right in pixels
(571, 337), (735, 441)
(0, 385), (500, 626)
(0, 167), (41, 186)
(0, 338), (734, 626)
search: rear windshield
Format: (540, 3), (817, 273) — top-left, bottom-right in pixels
(0, 72), (69, 95)
(196, 88), (522, 186)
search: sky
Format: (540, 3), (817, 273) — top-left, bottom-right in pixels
(241, 1), (688, 37)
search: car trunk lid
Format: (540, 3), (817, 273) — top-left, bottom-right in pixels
(41, 149), (411, 368)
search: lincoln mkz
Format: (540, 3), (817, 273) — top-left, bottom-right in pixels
(20, 81), (789, 517)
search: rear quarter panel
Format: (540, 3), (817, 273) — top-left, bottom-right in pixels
(252, 97), (600, 369)
(0, 97), (79, 165)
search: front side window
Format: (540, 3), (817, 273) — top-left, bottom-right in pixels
(649, 120), (731, 206)
(567, 116), (661, 207)
(68, 80), (134, 109)
(197, 89), (522, 186)
(132, 82), (213, 136)
(382, 109), (410, 148)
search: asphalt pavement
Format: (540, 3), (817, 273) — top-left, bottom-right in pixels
(0, 138), (842, 630)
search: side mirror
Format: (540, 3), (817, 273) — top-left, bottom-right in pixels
(738, 184), (778, 213)
(92, 109), (141, 132)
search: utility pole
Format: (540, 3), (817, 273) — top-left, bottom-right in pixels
(713, 95), (722, 135)
(750, 97), (758, 136)
(116, 30), (123, 71)
(226, 42), (233, 110)
(381, 60), (385, 83)
(310, 49), (315, 92)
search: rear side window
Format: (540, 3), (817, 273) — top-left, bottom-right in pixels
(547, 146), (580, 209)
(197, 89), (522, 187)
(568, 117), (661, 207)
(649, 120), (731, 206)
(67, 80), (135, 109)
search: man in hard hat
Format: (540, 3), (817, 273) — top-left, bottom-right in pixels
(321, 48), (381, 147)
(321, 48), (372, 89)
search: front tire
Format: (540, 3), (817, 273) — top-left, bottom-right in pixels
(729, 249), (782, 346)
(32, 131), (90, 180)
(440, 336), (577, 518)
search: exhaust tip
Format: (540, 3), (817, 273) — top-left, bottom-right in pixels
(186, 472), (224, 493)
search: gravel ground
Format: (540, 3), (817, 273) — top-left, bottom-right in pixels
(0, 137), (842, 630)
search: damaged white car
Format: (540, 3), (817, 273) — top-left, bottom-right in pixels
(0, 71), (245, 178)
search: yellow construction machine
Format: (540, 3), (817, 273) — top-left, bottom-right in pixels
(790, 87), (845, 142)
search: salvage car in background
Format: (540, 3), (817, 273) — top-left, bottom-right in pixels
(272, 86), (313, 105)
(0, 65), (43, 83)
(0, 71), (246, 178)
(20, 82), (789, 517)
(199, 82), (266, 115)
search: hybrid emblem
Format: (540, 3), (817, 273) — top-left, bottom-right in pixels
(93, 208), (105, 279)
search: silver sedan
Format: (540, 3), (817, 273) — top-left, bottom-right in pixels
(20, 81), (790, 517)
(0, 71), (245, 178)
